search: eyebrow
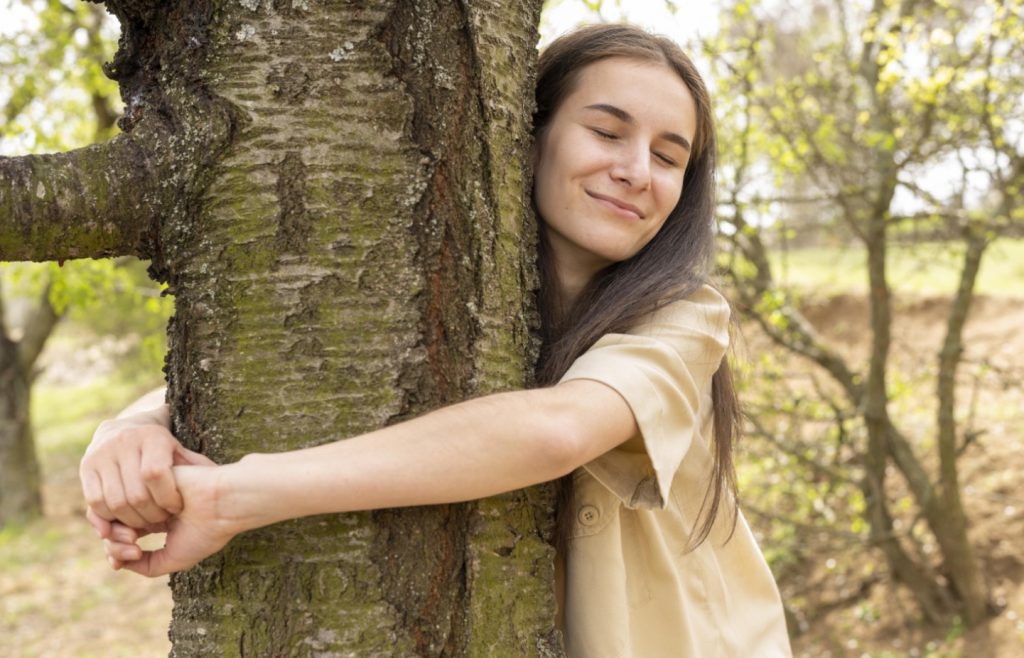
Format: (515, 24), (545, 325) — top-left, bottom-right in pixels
(583, 103), (692, 152)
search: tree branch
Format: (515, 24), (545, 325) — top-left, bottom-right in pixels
(17, 280), (62, 375)
(0, 128), (169, 262)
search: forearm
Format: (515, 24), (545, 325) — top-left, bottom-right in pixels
(114, 387), (169, 423)
(216, 382), (632, 534)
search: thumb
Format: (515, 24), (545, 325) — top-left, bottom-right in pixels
(173, 445), (217, 467)
(122, 545), (179, 578)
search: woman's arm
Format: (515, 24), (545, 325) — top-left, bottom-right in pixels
(105, 379), (638, 576)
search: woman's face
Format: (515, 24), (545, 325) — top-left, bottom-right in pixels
(534, 57), (698, 294)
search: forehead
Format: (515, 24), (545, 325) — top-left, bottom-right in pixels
(561, 57), (698, 141)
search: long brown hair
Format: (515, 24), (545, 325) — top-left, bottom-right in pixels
(532, 24), (741, 555)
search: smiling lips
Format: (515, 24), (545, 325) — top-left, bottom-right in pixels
(586, 191), (645, 220)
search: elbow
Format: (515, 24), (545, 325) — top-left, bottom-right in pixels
(534, 390), (592, 479)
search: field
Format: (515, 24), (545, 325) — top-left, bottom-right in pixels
(2, 241), (1023, 656)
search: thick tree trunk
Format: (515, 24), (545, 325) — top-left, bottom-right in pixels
(1, 0), (550, 651)
(87, 0), (550, 654)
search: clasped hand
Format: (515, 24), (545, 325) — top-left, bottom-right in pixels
(79, 408), (234, 576)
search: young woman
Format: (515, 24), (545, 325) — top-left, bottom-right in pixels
(80, 24), (792, 657)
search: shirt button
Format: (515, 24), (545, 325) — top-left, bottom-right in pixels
(578, 505), (600, 526)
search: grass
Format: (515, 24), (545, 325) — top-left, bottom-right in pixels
(32, 372), (157, 455)
(1, 327), (171, 658)
(767, 237), (1024, 297)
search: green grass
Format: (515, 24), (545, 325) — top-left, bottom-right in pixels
(31, 372), (158, 455)
(767, 238), (1024, 296)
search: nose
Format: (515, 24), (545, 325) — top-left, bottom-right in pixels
(610, 143), (651, 190)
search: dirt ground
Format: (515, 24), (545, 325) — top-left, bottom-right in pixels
(1, 293), (1021, 657)
(774, 293), (1024, 658)
(0, 444), (172, 657)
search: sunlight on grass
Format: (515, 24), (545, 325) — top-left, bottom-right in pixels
(31, 365), (162, 456)
(768, 238), (1024, 296)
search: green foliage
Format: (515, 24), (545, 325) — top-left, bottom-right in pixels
(1, 2), (168, 377)
(710, 0), (1023, 636)
(766, 239), (1024, 296)
(0, 0), (122, 154)
(2, 258), (172, 374)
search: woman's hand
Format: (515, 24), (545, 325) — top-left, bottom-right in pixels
(80, 408), (214, 536)
(99, 465), (239, 577)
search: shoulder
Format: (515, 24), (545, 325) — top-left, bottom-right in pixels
(620, 284), (731, 358)
(646, 283), (730, 329)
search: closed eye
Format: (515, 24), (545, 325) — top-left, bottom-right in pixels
(654, 151), (679, 166)
(589, 127), (618, 140)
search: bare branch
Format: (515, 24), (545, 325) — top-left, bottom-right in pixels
(746, 413), (859, 486)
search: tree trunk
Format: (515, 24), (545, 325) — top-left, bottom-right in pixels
(0, 281), (60, 527)
(0, 328), (40, 526)
(148, 0), (553, 654)
(2, 0), (551, 652)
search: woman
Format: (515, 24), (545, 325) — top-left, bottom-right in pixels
(80, 24), (792, 657)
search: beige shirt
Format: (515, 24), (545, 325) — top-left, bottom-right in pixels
(559, 285), (792, 657)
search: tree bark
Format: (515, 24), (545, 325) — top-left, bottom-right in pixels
(933, 230), (989, 624)
(0, 336), (39, 526)
(44, 0), (549, 654)
(1, 0), (550, 652)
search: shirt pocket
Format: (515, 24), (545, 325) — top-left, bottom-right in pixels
(570, 468), (619, 538)
(569, 469), (653, 608)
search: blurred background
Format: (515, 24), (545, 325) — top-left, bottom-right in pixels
(2, 0), (1022, 656)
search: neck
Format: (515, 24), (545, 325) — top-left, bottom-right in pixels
(544, 230), (605, 309)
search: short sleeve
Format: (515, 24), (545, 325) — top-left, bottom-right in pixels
(558, 284), (730, 510)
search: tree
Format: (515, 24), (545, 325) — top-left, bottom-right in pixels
(708, 0), (1021, 629)
(0, 275), (58, 524)
(1, 0), (558, 654)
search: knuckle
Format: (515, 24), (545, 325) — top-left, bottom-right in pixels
(125, 490), (151, 509)
(84, 491), (105, 508)
(107, 496), (130, 515)
(140, 464), (167, 482)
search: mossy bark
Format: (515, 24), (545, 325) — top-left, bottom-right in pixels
(153, 0), (553, 654)
(1, 0), (552, 653)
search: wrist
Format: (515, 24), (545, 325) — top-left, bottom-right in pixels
(214, 453), (274, 535)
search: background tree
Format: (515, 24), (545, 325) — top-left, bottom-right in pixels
(708, 0), (1022, 630)
(1, 0), (558, 654)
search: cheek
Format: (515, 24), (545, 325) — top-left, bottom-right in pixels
(656, 173), (686, 216)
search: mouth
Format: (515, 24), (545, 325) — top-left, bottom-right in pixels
(586, 191), (645, 219)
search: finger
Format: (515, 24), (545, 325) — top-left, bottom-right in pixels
(80, 468), (116, 522)
(111, 519), (171, 539)
(85, 506), (113, 539)
(174, 445), (216, 467)
(99, 465), (148, 528)
(140, 443), (184, 515)
(122, 547), (176, 579)
(109, 522), (140, 544)
(122, 443), (175, 525)
(103, 538), (142, 563)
